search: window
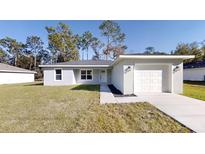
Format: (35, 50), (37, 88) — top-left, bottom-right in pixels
(81, 69), (93, 80)
(55, 69), (62, 80)
(81, 70), (86, 80)
(87, 70), (92, 80)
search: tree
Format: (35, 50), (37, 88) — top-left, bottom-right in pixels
(37, 49), (51, 65)
(46, 22), (79, 63)
(91, 37), (104, 60)
(0, 37), (24, 66)
(25, 36), (44, 70)
(80, 31), (93, 60)
(143, 47), (167, 55)
(145, 47), (155, 54)
(0, 47), (6, 63)
(174, 42), (200, 63)
(104, 44), (127, 59)
(199, 40), (205, 60)
(189, 42), (202, 62)
(174, 43), (190, 55)
(17, 54), (34, 70)
(99, 20), (126, 60)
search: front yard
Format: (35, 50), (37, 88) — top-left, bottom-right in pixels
(184, 81), (205, 101)
(0, 82), (190, 133)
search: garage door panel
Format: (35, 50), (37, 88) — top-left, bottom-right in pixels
(134, 70), (162, 93)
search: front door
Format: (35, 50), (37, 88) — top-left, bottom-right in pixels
(100, 70), (107, 83)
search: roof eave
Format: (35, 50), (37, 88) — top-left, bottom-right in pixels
(39, 65), (111, 68)
(118, 55), (195, 59)
(0, 70), (37, 74)
(110, 55), (195, 66)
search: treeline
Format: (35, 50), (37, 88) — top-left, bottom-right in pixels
(0, 20), (204, 77)
(0, 21), (126, 76)
(172, 42), (205, 63)
(142, 42), (205, 63)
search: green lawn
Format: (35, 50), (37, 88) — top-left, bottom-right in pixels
(0, 82), (190, 133)
(184, 81), (205, 101)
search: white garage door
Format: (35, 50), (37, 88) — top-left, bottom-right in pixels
(134, 70), (162, 93)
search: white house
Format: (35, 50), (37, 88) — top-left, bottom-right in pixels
(40, 54), (194, 95)
(0, 63), (36, 84)
(183, 61), (205, 81)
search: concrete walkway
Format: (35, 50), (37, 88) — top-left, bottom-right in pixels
(100, 85), (205, 132)
(100, 84), (117, 104)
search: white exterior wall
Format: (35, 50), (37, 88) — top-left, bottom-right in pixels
(43, 68), (76, 86)
(184, 68), (205, 81)
(74, 68), (112, 84)
(74, 69), (100, 84)
(173, 63), (183, 93)
(123, 65), (134, 94)
(111, 59), (183, 94)
(0, 72), (34, 84)
(43, 68), (111, 86)
(111, 62), (124, 93)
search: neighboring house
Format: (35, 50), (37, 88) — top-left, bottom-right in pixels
(184, 61), (205, 81)
(39, 55), (194, 95)
(0, 63), (36, 84)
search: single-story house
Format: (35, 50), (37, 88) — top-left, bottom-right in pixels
(39, 55), (194, 95)
(0, 63), (36, 84)
(184, 61), (205, 81)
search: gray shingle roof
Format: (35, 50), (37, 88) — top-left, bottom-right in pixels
(0, 63), (36, 73)
(184, 61), (205, 69)
(49, 60), (113, 66)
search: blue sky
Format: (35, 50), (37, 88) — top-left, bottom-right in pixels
(1, 20), (205, 58)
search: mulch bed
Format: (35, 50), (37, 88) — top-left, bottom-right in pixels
(108, 84), (136, 97)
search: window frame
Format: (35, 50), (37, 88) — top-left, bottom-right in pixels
(54, 68), (63, 81)
(80, 69), (93, 81)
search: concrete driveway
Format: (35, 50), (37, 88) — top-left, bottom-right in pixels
(100, 85), (205, 132)
(116, 93), (205, 132)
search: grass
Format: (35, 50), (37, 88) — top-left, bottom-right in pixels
(0, 82), (191, 133)
(184, 81), (205, 101)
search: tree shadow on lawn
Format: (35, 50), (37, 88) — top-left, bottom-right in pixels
(23, 82), (43, 86)
(71, 84), (99, 91)
(184, 80), (205, 86)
